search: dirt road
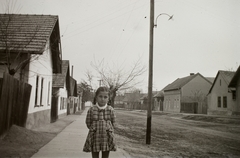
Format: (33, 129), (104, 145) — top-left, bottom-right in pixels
(114, 109), (240, 158)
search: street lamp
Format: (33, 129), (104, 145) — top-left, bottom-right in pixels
(146, 0), (173, 145)
(154, 13), (173, 28)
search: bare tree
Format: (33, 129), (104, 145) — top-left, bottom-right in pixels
(91, 58), (146, 108)
(85, 69), (94, 87)
(77, 80), (93, 103)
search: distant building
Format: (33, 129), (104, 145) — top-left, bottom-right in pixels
(228, 66), (240, 113)
(163, 73), (212, 114)
(114, 95), (124, 105)
(208, 70), (236, 115)
(153, 91), (164, 111)
(52, 60), (70, 121)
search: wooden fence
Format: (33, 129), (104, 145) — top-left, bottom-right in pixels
(0, 73), (32, 136)
(180, 102), (198, 114)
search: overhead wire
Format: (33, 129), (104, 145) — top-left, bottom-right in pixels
(110, 0), (138, 56)
(118, 1), (148, 57)
(63, 1), (147, 40)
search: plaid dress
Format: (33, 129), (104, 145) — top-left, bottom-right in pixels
(83, 105), (117, 152)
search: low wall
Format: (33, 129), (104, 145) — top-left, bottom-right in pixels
(25, 109), (51, 129)
(207, 110), (230, 116)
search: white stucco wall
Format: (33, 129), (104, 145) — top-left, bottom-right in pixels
(208, 73), (235, 115)
(164, 90), (181, 112)
(57, 83), (68, 116)
(27, 41), (53, 114)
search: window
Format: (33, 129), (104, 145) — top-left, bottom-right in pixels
(35, 76), (39, 106)
(218, 96), (221, 107)
(47, 81), (51, 105)
(223, 96), (227, 108)
(232, 91), (236, 100)
(220, 79), (221, 86)
(40, 78), (44, 106)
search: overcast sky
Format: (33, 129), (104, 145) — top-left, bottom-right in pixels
(1, 0), (239, 92)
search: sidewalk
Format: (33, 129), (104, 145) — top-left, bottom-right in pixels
(31, 107), (131, 158)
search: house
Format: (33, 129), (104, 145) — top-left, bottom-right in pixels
(0, 14), (62, 129)
(123, 92), (141, 109)
(52, 60), (70, 122)
(114, 95), (125, 105)
(153, 91), (164, 111)
(163, 73), (212, 114)
(228, 66), (240, 114)
(68, 76), (80, 114)
(208, 70), (237, 115)
(140, 91), (158, 110)
(140, 93), (148, 105)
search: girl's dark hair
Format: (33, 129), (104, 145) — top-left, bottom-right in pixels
(93, 86), (111, 105)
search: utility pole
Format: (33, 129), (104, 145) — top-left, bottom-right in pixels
(146, 0), (154, 145)
(98, 80), (102, 87)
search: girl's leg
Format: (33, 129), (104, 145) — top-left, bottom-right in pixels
(91, 152), (99, 158)
(102, 151), (110, 158)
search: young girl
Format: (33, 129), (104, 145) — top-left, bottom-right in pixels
(83, 86), (116, 158)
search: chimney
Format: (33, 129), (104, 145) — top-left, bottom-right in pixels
(71, 65), (73, 77)
(190, 73), (194, 76)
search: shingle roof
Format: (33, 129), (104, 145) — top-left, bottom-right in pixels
(52, 60), (69, 88)
(229, 66), (240, 87)
(0, 14), (58, 53)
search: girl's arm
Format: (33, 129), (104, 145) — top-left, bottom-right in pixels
(85, 108), (92, 129)
(110, 108), (116, 128)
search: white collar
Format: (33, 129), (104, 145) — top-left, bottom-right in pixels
(96, 103), (107, 110)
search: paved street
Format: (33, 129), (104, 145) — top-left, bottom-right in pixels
(31, 108), (131, 158)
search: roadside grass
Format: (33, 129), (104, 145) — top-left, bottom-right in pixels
(114, 109), (240, 158)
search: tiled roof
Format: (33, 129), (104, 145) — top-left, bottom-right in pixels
(153, 91), (164, 98)
(164, 73), (212, 92)
(229, 66), (240, 87)
(52, 60), (69, 88)
(0, 14), (58, 53)
(164, 73), (199, 91)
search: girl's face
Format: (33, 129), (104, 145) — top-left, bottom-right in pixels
(96, 91), (109, 106)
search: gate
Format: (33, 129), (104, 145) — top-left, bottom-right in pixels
(51, 96), (58, 123)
